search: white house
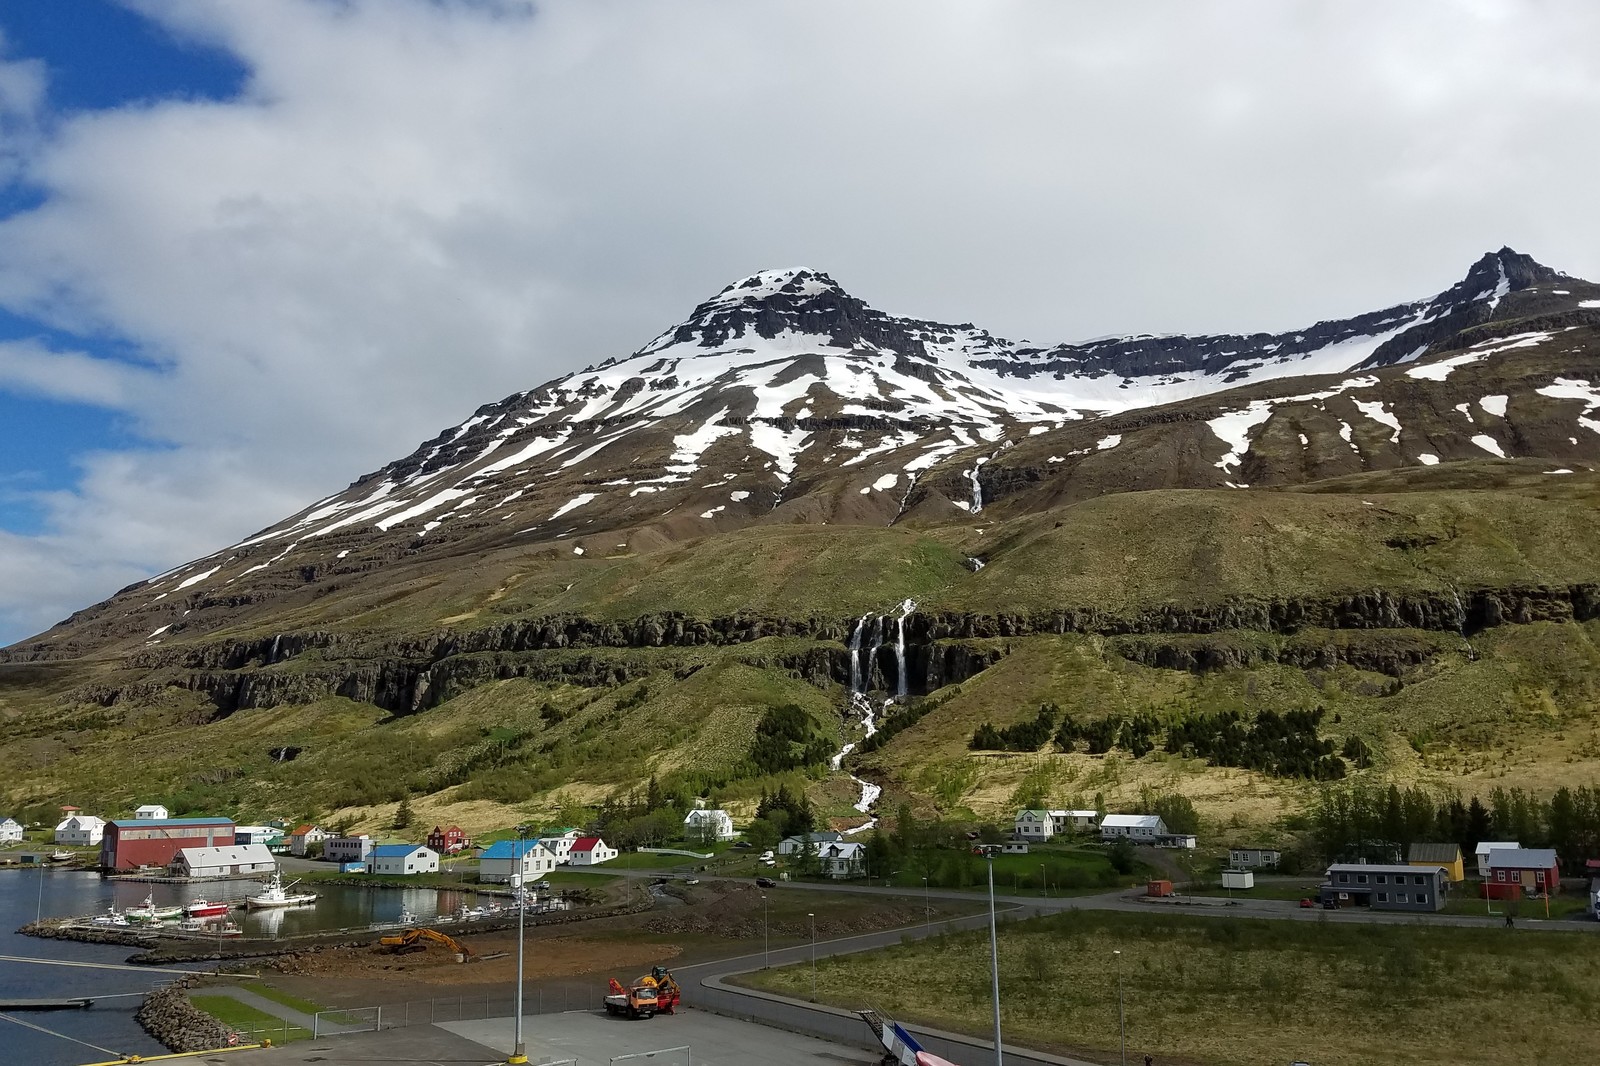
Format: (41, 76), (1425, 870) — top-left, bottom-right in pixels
(1475, 841), (1521, 879)
(369, 844), (439, 876)
(567, 836), (618, 866)
(0, 817), (24, 843)
(478, 840), (558, 885)
(1013, 810), (1055, 841)
(820, 842), (865, 879)
(1099, 814), (1167, 842)
(538, 831), (580, 863)
(683, 808), (735, 843)
(778, 831), (843, 856)
(287, 824), (327, 857)
(134, 804), (170, 820)
(1052, 810), (1099, 834)
(323, 835), (375, 865)
(54, 814), (106, 846)
(173, 843), (276, 878)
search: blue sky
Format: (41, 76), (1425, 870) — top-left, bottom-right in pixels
(0, 2), (242, 535)
(2, 1), (1599, 647)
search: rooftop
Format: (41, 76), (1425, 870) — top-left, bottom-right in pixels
(108, 817), (233, 828)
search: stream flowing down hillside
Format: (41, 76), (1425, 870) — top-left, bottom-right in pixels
(835, 600), (915, 833)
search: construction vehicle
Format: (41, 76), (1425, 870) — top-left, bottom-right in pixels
(377, 927), (473, 962)
(604, 978), (659, 1019)
(646, 966), (681, 1013)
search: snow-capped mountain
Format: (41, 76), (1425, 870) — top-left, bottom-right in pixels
(14, 247), (1600, 655)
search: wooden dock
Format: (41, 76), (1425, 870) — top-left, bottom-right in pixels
(0, 997), (94, 1010)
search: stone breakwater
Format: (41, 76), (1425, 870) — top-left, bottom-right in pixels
(137, 978), (234, 1053)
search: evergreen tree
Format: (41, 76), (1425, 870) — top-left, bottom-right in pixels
(393, 795), (414, 830)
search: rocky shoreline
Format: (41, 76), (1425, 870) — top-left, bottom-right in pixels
(136, 977), (235, 1053)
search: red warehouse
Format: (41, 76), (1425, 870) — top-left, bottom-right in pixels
(99, 817), (236, 871)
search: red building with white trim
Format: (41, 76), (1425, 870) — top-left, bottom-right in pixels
(99, 817), (235, 871)
(427, 825), (468, 854)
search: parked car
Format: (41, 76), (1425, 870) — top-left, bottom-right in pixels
(733, 841), (751, 849)
(683, 877), (700, 885)
(759, 850), (774, 861)
(755, 876), (776, 888)
(1299, 898), (1315, 908)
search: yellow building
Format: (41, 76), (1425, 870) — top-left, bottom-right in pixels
(1407, 843), (1465, 882)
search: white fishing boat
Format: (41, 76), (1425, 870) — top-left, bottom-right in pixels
(125, 893), (183, 922)
(397, 907), (419, 925)
(245, 869), (317, 909)
(90, 905), (129, 927)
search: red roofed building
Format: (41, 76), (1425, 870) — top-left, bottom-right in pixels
(99, 817), (235, 871)
(566, 836), (618, 866)
(427, 825), (468, 854)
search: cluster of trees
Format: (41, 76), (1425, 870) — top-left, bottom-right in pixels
(747, 705), (834, 776)
(970, 704), (1057, 751)
(1164, 708), (1346, 780)
(1311, 783), (1600, 868)
(593, 774), (706, 849)
(971, 703), (1349, 780)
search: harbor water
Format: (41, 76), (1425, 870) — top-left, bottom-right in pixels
(0, 866), (505, 1063)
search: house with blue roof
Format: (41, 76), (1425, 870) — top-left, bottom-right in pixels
(478, 839), (558, 885)
(369, 843), (439, 876)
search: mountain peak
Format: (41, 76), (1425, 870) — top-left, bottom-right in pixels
(1457, 246), (1562, 296)
(709, 267), (844, 306)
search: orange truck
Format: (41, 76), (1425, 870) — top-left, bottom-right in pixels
(605, 978), (659, 1019)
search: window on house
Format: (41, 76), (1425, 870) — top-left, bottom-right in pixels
(1377, 893), (1388, 903)
(1418, 893), (1429, 904)
(1375, 875), (1387, 884)
(1338, 873), (1349, 883)
(1496, 870), (1506, 882)
(1535, 870), (1545, 883)
(1414, 875), (1426, 885)
(1396, 893), (1408, 904)
(1357, 875), (1368, 885)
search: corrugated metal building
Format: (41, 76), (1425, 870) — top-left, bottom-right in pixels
(99, 817), (235, 871)
(173, 843), (276, 878)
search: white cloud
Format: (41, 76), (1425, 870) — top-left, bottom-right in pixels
(2, 0), (1600, 642)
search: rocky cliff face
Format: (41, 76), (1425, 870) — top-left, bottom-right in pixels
(62, 582), (1600, 718)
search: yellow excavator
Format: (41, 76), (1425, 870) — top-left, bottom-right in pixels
(377, 927), (473, 961)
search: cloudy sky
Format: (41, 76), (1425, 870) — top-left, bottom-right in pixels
(0, 0), (1598, 645)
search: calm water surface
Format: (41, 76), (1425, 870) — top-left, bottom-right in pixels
(0, 866), (496, 1063)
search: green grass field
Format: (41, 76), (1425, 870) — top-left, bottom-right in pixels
(740, 908), (1600, 1066)
(188, 994), (312, 1043)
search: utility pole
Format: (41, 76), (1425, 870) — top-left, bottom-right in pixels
(978, 844), (1004, 1066)
(808, 912), (817, 1000)
(762, 894), (769, 968)
(1114, 948), (1126, 1066)
(509, 824), (533, 1065)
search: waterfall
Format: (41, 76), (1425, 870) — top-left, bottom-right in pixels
(1450, 588), (1477, 660)
(966, 464), (984, 513)
(269, 634), (280, 664)
(847, 615), (868, 693)
(894, 598), (915, 700)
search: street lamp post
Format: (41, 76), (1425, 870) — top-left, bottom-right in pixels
(762, 894), (769, 968)
(1114, 948), (1126, 1066)
(808, 912), (817, 1000)
(1039, 863), (1047, 898)
(922, 876), (930, 928)
(509, 824), (533, 1066)
(979, 845), (1004, 1066)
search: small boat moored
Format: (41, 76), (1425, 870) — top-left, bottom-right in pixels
(184, 898), (230, 919)
(245, 869), (317, 909)
(124, 893), (183, 923)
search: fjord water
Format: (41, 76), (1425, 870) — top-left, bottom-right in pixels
(0, 867), (486, 1063)
(0, 868), (169, 1064)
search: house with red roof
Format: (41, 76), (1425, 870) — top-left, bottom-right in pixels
(427, 825), (468, 854)
(566, 836), (617, 866)
(288, 824), (327, 857)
